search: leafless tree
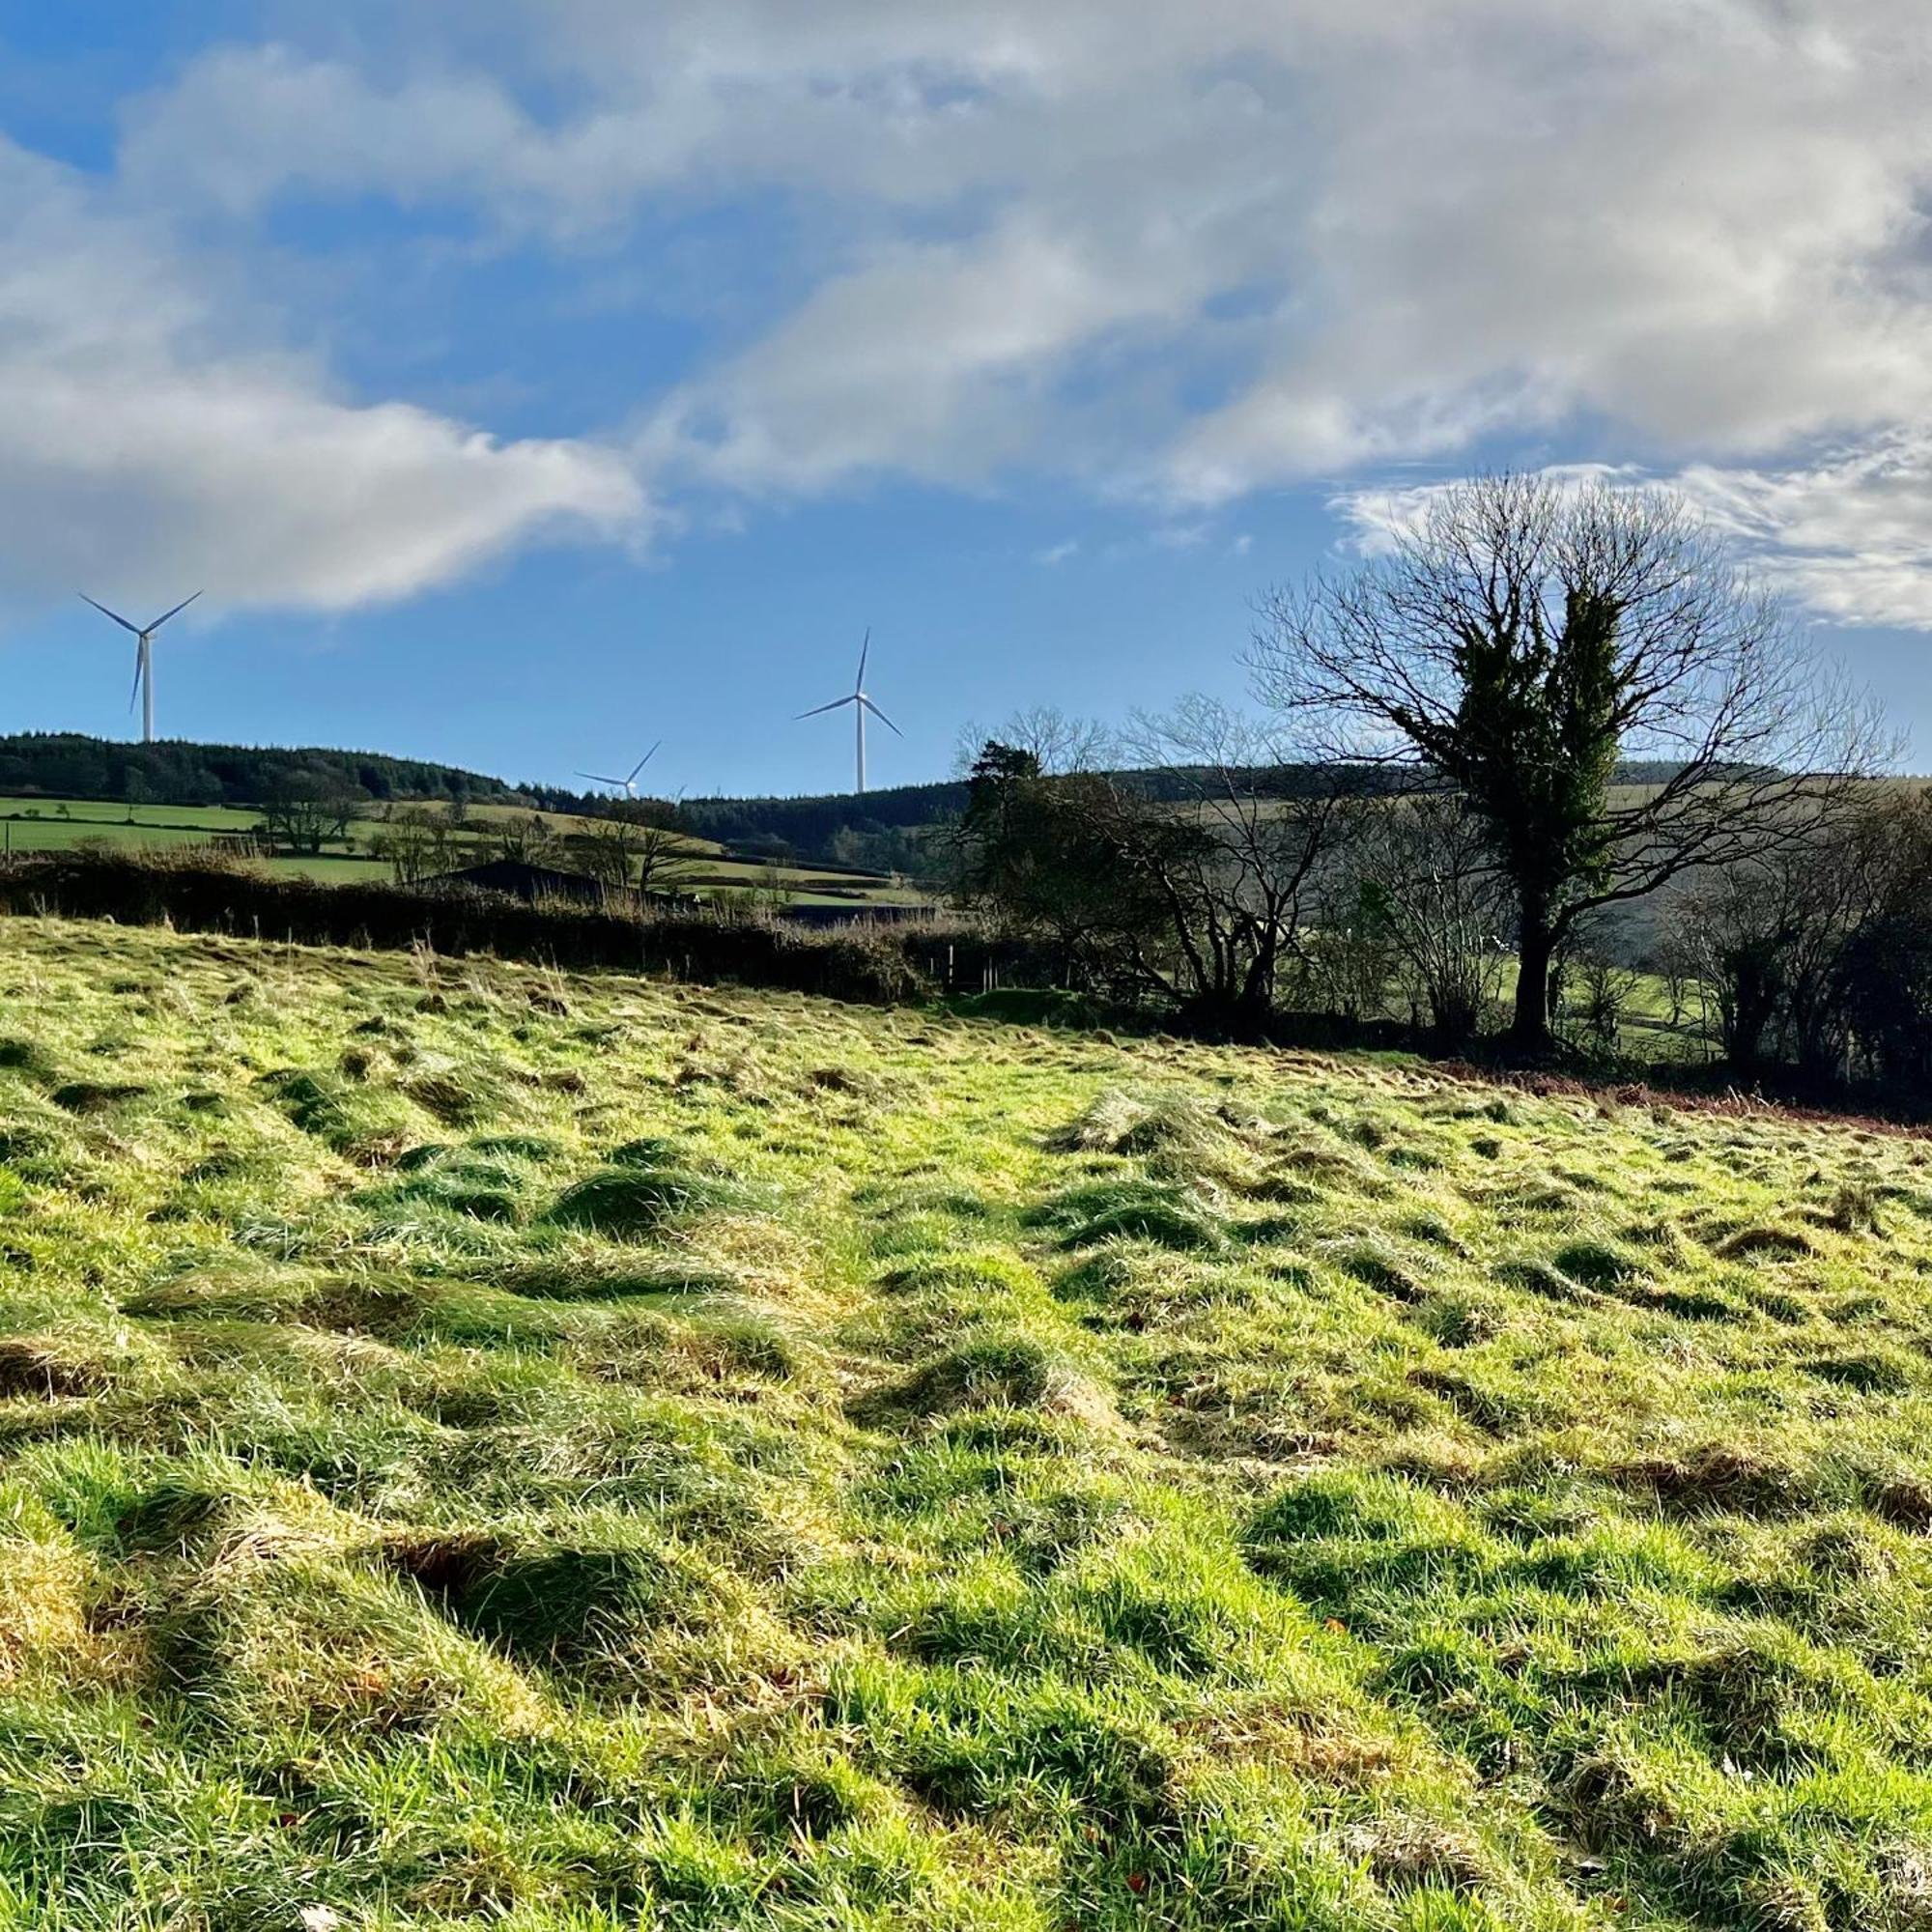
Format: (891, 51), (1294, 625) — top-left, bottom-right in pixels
(494, 813), (562, 867)
(1674, 790), (1918, 1077)
(1348, 791), (1511, 1041)
(372, 806), (461, 886)
(954, 706), (1114, 778)
(634, 822), (703, 898)
(1104, 697), (1364, 1027)
(955, 699), (1357, 1031)
(258, 775), (366, 858)
(1250, 471), (1887, 1052)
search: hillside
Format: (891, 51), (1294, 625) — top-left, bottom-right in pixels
(3, 920), (1931, 1927)
(0, 733), (518, 809)
(0, 735), (1719, 880)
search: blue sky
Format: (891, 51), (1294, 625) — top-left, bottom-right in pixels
(1, 2), (1928, 796)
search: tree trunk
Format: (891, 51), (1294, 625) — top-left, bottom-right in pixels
(1513, 909), (1555, 1054)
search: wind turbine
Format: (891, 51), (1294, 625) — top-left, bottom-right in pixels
(797, 629), (900, 794)
(78, 591), (202, 745)
(575, 741), (661, 797)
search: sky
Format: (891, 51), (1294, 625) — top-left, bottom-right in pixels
(1, 0), (1930, 797)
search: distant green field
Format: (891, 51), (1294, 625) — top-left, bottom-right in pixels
(0, 797), (926, 907)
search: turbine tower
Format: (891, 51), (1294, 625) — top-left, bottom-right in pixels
(797, 629), (900, 794)
(78, 592), (202, 745)
(575, 742), (661, 798)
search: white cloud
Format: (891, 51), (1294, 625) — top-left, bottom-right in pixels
(1674, 437), (1932, 631)
(1035, 539), (1079, 566)
(0, 139), (646, 616)
(1331, 440), (1932, 632)
(15, 0), (1932, 625)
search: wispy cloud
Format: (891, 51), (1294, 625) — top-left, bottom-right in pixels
(1330, 439), (1932, 632)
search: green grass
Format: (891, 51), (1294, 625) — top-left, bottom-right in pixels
(1, 917), (1930, 1928)
(0, 797), (926, 905)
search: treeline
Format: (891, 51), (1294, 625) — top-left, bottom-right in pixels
(655, 759), (1687, 872)
(663, 763), (1386, 871)
(1675, 790), (1932, 1092)
(0, 734), (515, 809)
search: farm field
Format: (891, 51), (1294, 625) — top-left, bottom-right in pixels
(2, 920), (1930, 1927)
(0, 799), (926, 908)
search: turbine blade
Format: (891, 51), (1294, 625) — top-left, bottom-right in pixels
(795, 697), (855, 720)
(79, 593), (141, 635)
(855, 626), (869, 692)
(145, 590), (203, 633)
(577, 772), (624, 785)
(128, 643), (144, 713)
(861, 695), (903, 736)
(627, 741), (662, 783)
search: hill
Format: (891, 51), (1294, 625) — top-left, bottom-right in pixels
(0, 732), (516, 809)
(0, 734), (1713, 875)
(2, 916), (1930, 1927)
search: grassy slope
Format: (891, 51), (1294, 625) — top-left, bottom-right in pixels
(0, 800), (923, 906)
(1, 923), (1930, 1929)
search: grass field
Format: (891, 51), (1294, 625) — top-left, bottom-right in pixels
(1, 917), (1929, 1928)
(0, 799), (926, 908)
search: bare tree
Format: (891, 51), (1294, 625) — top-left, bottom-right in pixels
(372, 806), (461, 886)
(633, 822), (702, 899)
(1250, 472), (1886, 1052)
(1344, 791), (1511, 1041)
(1115, 697), (1363, 1028)
(494, 813), (562, 867)
(954, 706), (1114, 778)
(258, 774), (365, 858)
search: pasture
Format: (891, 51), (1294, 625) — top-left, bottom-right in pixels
(1, 917), (1929, 1927)
(0, 798), (923, 906)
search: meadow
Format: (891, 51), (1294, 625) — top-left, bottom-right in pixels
(1, 916), (1929, 1928)
(0, 800), (923, 906)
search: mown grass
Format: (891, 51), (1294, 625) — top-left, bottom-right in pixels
(1, 916), (1931, 1929)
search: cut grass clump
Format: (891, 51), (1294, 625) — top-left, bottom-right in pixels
(1616, 1442), (1815, 1518)
(1050, 1088), (1264, 1192)
(1037, 1179), (1226, 1252)
(373, 1142), (548, 1222)
(1802, 1351), (1911, 1396)
(1551, 1236), (1643, 1291)
(258, 1066), (419, 1160)
(0, 1036), (58, 1081)
(877, 1333), (1118, 1435)
(544, 1163), (756, 1238)
(1335, 1241), (1426, 1302)
(387, 1531), (710, 1668)
(1715, 1224), (1816, 1262)
(49, 1080), (148, 1114)
(0, 1338), (105, 1399)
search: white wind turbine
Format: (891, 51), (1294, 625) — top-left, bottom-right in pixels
(78, 591), (203, 745)
(797, 629), (899, 794)
(575, 741), (661, 797)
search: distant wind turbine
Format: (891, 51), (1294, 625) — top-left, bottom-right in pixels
(797, 629), (899, 794)
(78, 591), (202, 745)
(576, 741), (661, 797)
